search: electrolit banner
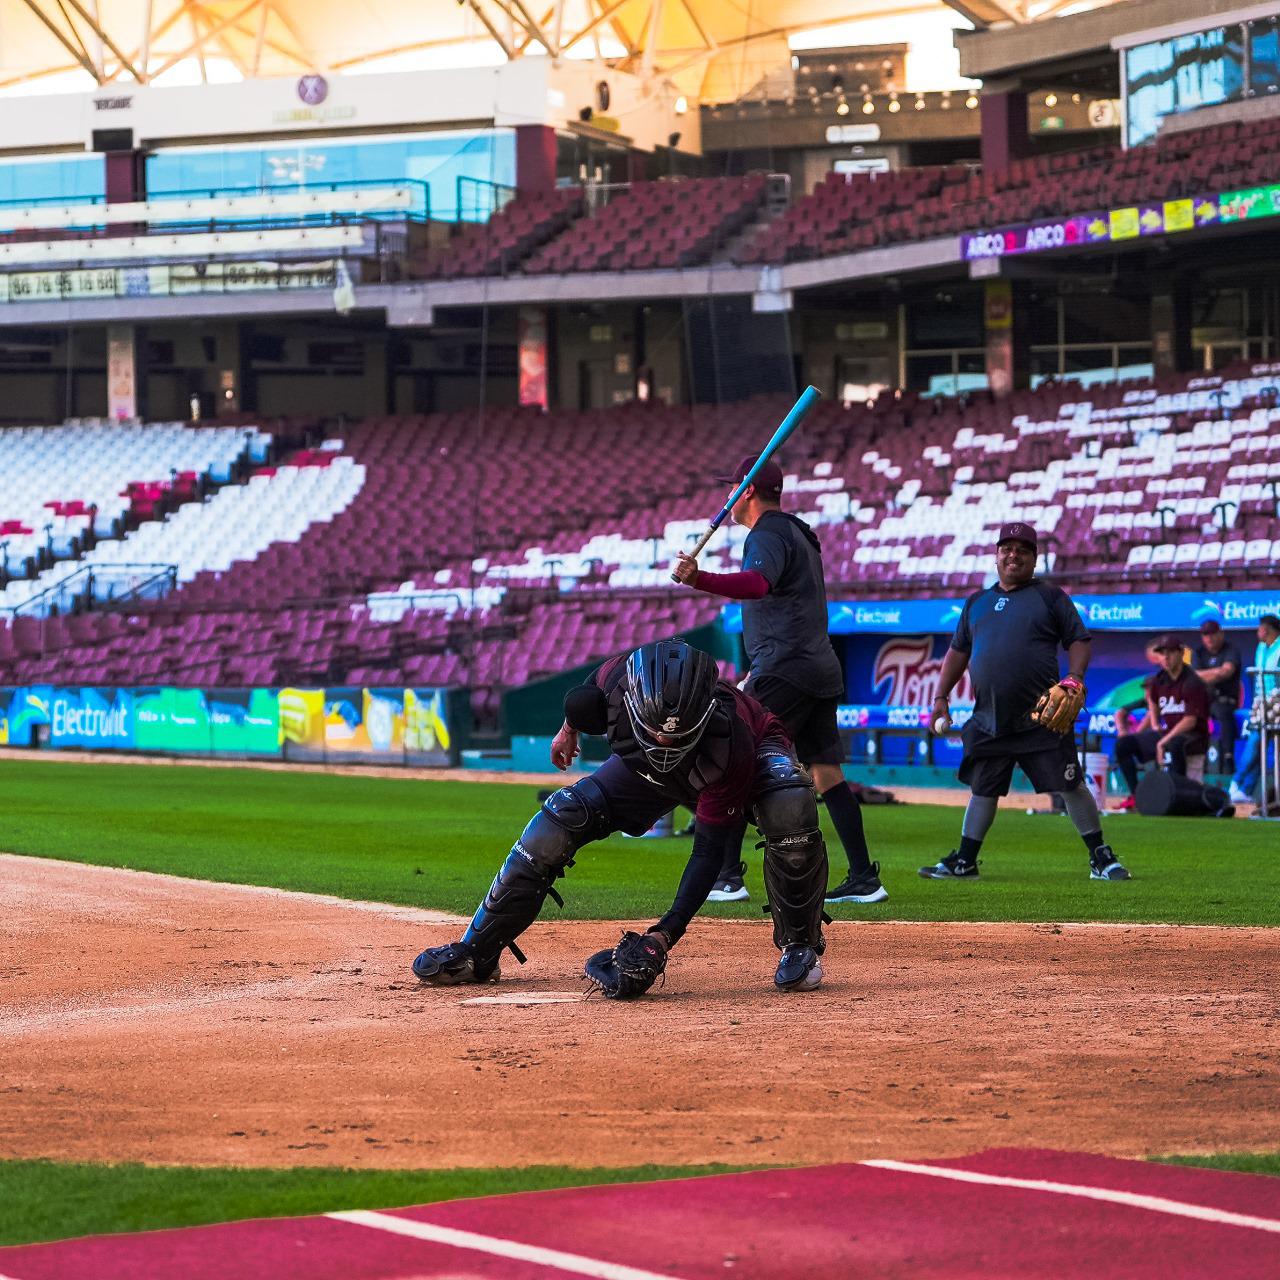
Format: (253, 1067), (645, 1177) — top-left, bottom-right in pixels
(723, 588), (1280, 635)
(958, 178), (1272, 262)
(0, 683), (456, 765)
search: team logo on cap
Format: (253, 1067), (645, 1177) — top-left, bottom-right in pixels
(1008, 523), (1027, 538)
(662, 715), (680, 732)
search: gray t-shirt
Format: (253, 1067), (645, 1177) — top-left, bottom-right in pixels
(951, 578), (1090, 753)
(740, 510), (844, 697)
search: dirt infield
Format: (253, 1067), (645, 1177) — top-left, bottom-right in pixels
(2, 853), (1277, 1171)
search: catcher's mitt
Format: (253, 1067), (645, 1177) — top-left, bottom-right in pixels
(1031, 676), (1086, 734)
(584, 929), (668, 999)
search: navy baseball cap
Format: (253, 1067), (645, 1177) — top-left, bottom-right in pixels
(1152, 634), (1183, 653)
(997, 522), (1037, 550)
(714, 454), (784, 496)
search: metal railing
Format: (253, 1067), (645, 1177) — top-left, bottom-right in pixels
(1, 563), (178, 624)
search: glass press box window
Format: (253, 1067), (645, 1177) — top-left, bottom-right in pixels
(146, 129), (516, 221)
(1125, 26), (1244, 146)
(0, 153), (105, 205)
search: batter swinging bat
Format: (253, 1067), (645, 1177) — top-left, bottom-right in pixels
(681, 384), (822, 564)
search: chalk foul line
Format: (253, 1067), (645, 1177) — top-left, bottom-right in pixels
(862, 1160), (1280, 1234)
(326, 1209), (685, 1279)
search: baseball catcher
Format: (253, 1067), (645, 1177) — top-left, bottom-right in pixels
(920, 522), (1129, 883)
(412, 638), (830, 995)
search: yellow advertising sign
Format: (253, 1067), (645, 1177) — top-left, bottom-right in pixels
(1163, 199), (1194, 234)
(1109, 208), (1140, 241)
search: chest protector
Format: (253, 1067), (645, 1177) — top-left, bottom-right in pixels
(602, 666), (747, 809)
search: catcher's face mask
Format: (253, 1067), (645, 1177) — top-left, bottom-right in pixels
(624, 690), (716, 772)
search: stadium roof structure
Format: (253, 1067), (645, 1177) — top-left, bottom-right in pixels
(0, 0), (1132, 101)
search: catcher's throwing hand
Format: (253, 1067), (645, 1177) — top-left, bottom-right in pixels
(550, 725), (579, 770)
(584, 929), (668, 999)
(671, 552), (699, 586)
(1031, 676), (1087, 734)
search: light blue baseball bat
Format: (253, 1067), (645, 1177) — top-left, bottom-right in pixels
(683, 384), (822, 561)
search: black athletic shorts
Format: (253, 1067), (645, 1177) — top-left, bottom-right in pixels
(959, 733), (1083, 798)
(744, 672), (844, 767)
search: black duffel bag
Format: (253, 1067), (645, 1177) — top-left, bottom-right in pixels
(1135, 768), (1236, 818)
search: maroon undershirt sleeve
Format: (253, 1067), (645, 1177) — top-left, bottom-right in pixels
(692, 569), (770, 601)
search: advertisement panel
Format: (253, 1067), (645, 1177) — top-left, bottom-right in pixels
(279, 687), (326, 758)
(132, 686), (279, 754)
(724, 588), (1280, 635)
(279, 685), (455, 765)
(0, 682), (455, 765)
(49, 686), (134, 749)
(835, 631), (1245, 766)
(0, 685), (52, 747)
(958, 174), (1274, 262)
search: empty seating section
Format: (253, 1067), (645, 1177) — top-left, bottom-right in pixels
(741, 116), (1280, 262)
(0, 421), (262, 576)
(415, 188), (583, 277)
(522, 175), (767, 274)
(0, 455), (364, 615)
(1, 367), (1276, 719)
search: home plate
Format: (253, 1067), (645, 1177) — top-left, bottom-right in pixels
(460, 991), (582, 1005)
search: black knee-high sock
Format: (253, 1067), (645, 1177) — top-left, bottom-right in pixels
(821, 782), (872, 877)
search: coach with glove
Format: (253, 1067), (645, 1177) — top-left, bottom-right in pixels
(922, 522), (1130, 882)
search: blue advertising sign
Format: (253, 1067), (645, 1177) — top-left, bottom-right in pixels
(49, 687), (134, 748)
(723, 588), (1280, 635)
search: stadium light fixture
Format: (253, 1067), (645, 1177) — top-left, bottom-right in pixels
(835, 98), (850, 116)
(965, 94), (978, 109)
(1045, 93), (1058, 107)
(914, 94), (926, 110)
(888, 94), (900, 113)
(862, 96), (875, 114)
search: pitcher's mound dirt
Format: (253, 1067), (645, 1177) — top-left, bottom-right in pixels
(1, 854), (1276, 1170)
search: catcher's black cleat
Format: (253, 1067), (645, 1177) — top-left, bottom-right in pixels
(412, 941), (501, 985)
(774, 944), (823, 992)
(919, 849), (979, 879)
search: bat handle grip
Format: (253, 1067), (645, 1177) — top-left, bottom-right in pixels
(669, 525), (718, 582)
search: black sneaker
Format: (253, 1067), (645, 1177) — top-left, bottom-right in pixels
(1089, 845), (1131, 881)
(918, 849), (979, 879)
(706, 861), (749, 902)
(826, 861), (889, 903)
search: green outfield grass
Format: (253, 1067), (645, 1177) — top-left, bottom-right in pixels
(0, 1159), (758, 1247)
(1, 758), (1277, 926)
(1, 1153), (1275, 1247)
(1158, 1153), (1280, 1177)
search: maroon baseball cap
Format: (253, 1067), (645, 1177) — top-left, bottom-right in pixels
(997, 522), (1037, 550)
(1200, 620), (1222, 635)
(1152, 634), (1183, 653)
(714, 453), (784, 496)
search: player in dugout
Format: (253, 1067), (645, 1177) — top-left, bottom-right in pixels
(412, 638), (832, 997)
(922, 522), (1130, 882)
(671, 453), (887, 906)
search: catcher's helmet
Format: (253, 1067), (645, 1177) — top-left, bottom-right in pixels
(623, 639), (719, 772)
